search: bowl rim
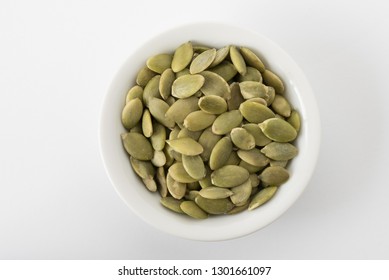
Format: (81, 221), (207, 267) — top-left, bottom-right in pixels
(99, 21), (321, 241)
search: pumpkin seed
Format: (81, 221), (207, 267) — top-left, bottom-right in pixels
(129, 157), (155, 179)
(198, 95), (227, 115)
(182, 155), (206, 180)
(121, 132), (153, 160)
(239, 160), (264, 173)
(122, 98), (143, 130)
(165, 96), (176, 106)
(198, 127), (222, 161)
(260, 166), (289, 186)
(269, 159), (288, 167)
(230, 46), (247, 75)
(209, 137), (233, 170)
(227, 203), (249, 215)
(195, 196), (234, 214)
(200, 71), (231, 97)
(212, 110), (243, 135)
(237, 148), (269, 167)
(199, 187), (233, 199)
(227, 82), (245, 110)
(165, 96), (199, 125)
(238, 67), (263, 83)
(271, 94), (291, 117)
(240, 47), (265, 73)
(142, 177), (157, 192)
(242, 123), (272, 146)
(239, 100), (275, 123)
(239, 81), (268, 99)
(171, 41), (193, 72)
(143, 75), (161, 107)
(172, 74), (205, 98)
(159, 68), (175, 100)
(169, 162), (197, 183)
(177, 128), (202, 141)
(230, 127), (255, 150)
(189, 48), (216, 74)
(168, 126), (180, 140)
(136, 66), (157, 87)
(166, 137), (203, 156)
(249, 174), (260, 187)
(146, 53), (173, 74)
(126, 85), (143, 103)
(176, 68), (190, 78)
(262, 69), (284, 94)
(151, 150), (166, 167)
(160, 197), (184, 213)
(150, 122), (166, 151)
(230, 179), (252, 205)
(141, 109), (153, 138)
(209, 61), (238, 81)
(209, 45), (230, 67)
(259, 118), (297, 142)
(248, 97), (267, 106)
(248, 186), (277, 210)
(166, 172), (186, 199)
(265, 86), (276, 105)
(287, 110), (301, 132)
(185, 190), (200, 201)
(261, 142), (298, 161)
(180, 201), (208, 219)
(148, 98), (175, 129)
(183, 110), (216, 131)
(163, 145), (175, 167)
(211, 165), (249, 188)
(156, 166), (168, 197)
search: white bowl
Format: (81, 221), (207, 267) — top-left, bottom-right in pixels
(99, 22), (320, 241)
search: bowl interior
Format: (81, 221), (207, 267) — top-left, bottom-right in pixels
(99, 22), (320, 241)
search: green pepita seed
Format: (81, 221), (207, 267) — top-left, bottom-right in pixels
(200, 71), (231, 97)
(151, 150), (166, 167)
(166, 172), (186, 199)
(209, 61), (238, 81)
(242, 123), (272, 146)
(150, 122), (166, 151)
(259, 166), (289, 186)
(230, 46), (247, 75)
(227, 203), (249, 215)
(198, 127), (222, 161)
(261, 142), (298, 161)
(183, 110), (216, 131)
(121, 132), (153, 161)
(239, 81), (268, 99)
(171, 74), (205, 99)
(209, 137), (233, 170)
(230, 179), (252, 205)
(238, 67), (263, 83)
(148, 98), (175, 129)
(159, 68), (175, 100)
(240, 47), (265, 73)
(239, 160), (264, 173)
(189, 48), (217, 74)
(209, 45), (230, 67)
(121, 98), (143, 130)
(166, 137), (203, 156)
(227, 82), (245, 110)
(265, 86), (276, 105)
(146, 53), (173, 74)
(142, 109), (153, 138)
(237, 148), (269, 167)
(126, 85), (144, 103)
(287, 110), (301, 132)
(230, 127), (255, 150)
(136, 66), (157, 87)
(271, 94), (292, 117)
(171, 41), (194, 73)
(212, 110), (243, 135)
(239, 100), (275, 123)
(211, 165), (249, 188)
(182, 155), (206, 180)
(177, 128), (202, 141)
(142, 177), (157, 192)
(195, 196), (234, 214)
(165, 96), (199, 125)
(160, 197), (184, 213)
(262, 69), (284, 94)
(129, 157), (155, 179)
(143, 75), (161, 107)
(156, 166), (168, 197)
(259, 118), (297, 142)
(198, 95), (227, 115)
(199, 187), (233, 199)
(248, 186), (277, 210)
(180, 201), (208, 219)
(169, 162), (198, 183)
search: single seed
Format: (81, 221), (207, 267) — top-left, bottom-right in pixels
(262, 69), (285, 94)
(239, 81), (268, 99)
(230, 179), (252, 205)
(160, 197), (184, 213)
(126, 85), (143, 103)
(198, 127), (222, 161)
(142, 177), (157, 192)
(240, 47), (265, 73)
(189, 48), (217, 74)
(200, 71), (231, 97)
(248, 186), (278, 210)
(260, 166), (290, 186)
(151, 150), (166, 167)
(199, 187), (233, 199)
(237, 148), (269, 167)
(171, 41), (193, 73)
(180, 201), (208, 219)
(169, 162), (198, 183)
(146, 53), (173, 74)
(209, 45), (230, 67)
(166, 137), (203, 156)
(156, 166), (168, 197)
(142, 109), (153, 138)
(209, 61), (238, 81)
(166, 172), (186, 199)
(230, 46), (247, 75)
(209, 137), (233, 170)
(212, 110), (243, 135)
(129, 157), (155, 179)
(165, 96), (199, 125)
(287, 110), (301, 132)
(121, 98), (143, 130)
(211, 165), (249, 188)
(182, 155), (206, 180)
(121, 132), (153, 161)
(261, 142), (298, 161)
(150, 122), (166, 151)
(148, 98), (175, 129)
(184, 110), (216, 131)
(271, 94), (292, 117)
(195, 196), (234, 214)
(143, 75), (161, 107)
(230, 127), (256, 150)
(159, 68), (175, 100)
(238, 67), (263, 83)
(198, 95), (227, 115)
(136, 66), (157, 87)
(239, 100), (275, 123)
(171, 74), (205, 98)
(259, 118), (297, 142)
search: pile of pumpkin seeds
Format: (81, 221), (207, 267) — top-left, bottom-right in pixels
(121, 41), (301, 219)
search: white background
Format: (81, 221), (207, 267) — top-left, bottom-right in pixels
(1, 0), (388, 259)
